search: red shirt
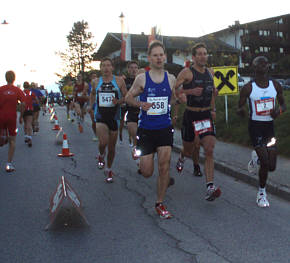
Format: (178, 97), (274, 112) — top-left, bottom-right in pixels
(23, 89), (36, 111)
(0, 84), (26, 118)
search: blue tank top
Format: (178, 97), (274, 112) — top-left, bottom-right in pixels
(138, 71), (172, 130)
(94, 76), (121, 120)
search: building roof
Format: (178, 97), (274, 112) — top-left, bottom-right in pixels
(93, 32), (239, 60)
(207, 13), (290, 36)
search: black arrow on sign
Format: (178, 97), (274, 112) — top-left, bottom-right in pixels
(214, 70), (236, 91)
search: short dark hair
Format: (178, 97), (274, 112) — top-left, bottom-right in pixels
(191, 43), (207, 56)
(23, 81), (30, 89)
(148, 40), (165, 55)
(127, 60), (139, 68)
(252, 55), (269, 66)
(100, 57), (113, 67)
(5, 71), (15, 84)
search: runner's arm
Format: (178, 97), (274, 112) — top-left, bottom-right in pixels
(237, 83), (252, 117)
(125, 73), (152, 111)
(89, 79), (98, 111)
(270, 80), (286, 118)
(116, 77), (127, 104)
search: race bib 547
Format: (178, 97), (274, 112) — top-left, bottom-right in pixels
(99, 92), (115, 107)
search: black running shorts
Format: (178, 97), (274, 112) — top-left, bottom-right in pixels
(248, 120), (275, 148)
(33, 105), (41, 112)
(23, 110), (33, 117)
(136, 125), (174, 156)
(96, 118), (118, 131)
(181, 109), (216, 142)
(126, 109), (139, 123)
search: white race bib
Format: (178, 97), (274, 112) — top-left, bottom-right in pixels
(99, 92), (115, 107)
(77, 92), (83, 97)
(193, 119), (212, 135)
(255, 98), (274, 116)
(147, 96), (168, 115)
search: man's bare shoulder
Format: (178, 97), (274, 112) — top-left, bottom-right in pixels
(135, 72), (146, 82)
(178, 67), (192, 78)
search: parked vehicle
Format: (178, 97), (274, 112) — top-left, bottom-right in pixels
(275, 78), (290, 90)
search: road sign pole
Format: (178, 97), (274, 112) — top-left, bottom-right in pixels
(225, 95), (228, 124)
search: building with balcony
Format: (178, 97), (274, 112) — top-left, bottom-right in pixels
(207, 13), (290, 74)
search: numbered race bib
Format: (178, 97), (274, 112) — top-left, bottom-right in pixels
(99, 92), (115, 107)
(254, 98), (274, 116)
(77, 92), (83, 97)
(193, 119), (212, 135)
(147, 96), (168, 115)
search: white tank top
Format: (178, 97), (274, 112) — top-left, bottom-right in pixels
(249, 80), (277, 121)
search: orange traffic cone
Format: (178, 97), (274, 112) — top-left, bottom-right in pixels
(58, 133), (74, 157)
(52, 115), (61, 130)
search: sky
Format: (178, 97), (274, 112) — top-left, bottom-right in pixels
(0, 0), (289, 91)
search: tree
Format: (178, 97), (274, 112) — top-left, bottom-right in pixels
(58, 20), (96, 79)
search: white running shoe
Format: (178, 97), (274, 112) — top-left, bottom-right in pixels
(205, 185), (221, 201)
(6, 163), (15, 173)
(256, 192), (270, 207)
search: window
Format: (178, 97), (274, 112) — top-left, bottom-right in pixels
(276, 31), (283, 38)
(275, 18), (283, 24)
(259, 47), (270, 53)
(259, 30), (270, 36)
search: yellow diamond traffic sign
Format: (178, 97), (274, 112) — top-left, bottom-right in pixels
(213, 66), (238, 95)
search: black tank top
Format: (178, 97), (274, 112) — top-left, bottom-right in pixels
(97, 81), (119, 118)
(125, 77), (139, 114)
(183, 67), (214, 108)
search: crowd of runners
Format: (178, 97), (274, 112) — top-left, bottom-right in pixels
(0, 41), (287, 219)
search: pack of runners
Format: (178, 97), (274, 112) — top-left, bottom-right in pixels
(0, 41), (286, 219)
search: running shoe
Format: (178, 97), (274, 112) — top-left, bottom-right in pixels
(78, 123), (83, 133)
(105, 170), (114, 183)
(6, 163), (15, 173)
(205, 185), (221, 201)
(193, 167), (203, 177)
(256, 192), (270, 207)
(155, 203), (173, 219)
(97, 155), (105, 169)
(129, 139), (133, 147)
(92, 137), (98, 142)
(176, 157), (184, 173)
(27, 139), (32, 147)
(24, 137), (29, 143)
(132, 146), (141, 160)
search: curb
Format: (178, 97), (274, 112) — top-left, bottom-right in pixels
(172, 145), (290, 202)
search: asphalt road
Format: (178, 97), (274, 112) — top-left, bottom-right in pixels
(0, 106), (289, 263)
